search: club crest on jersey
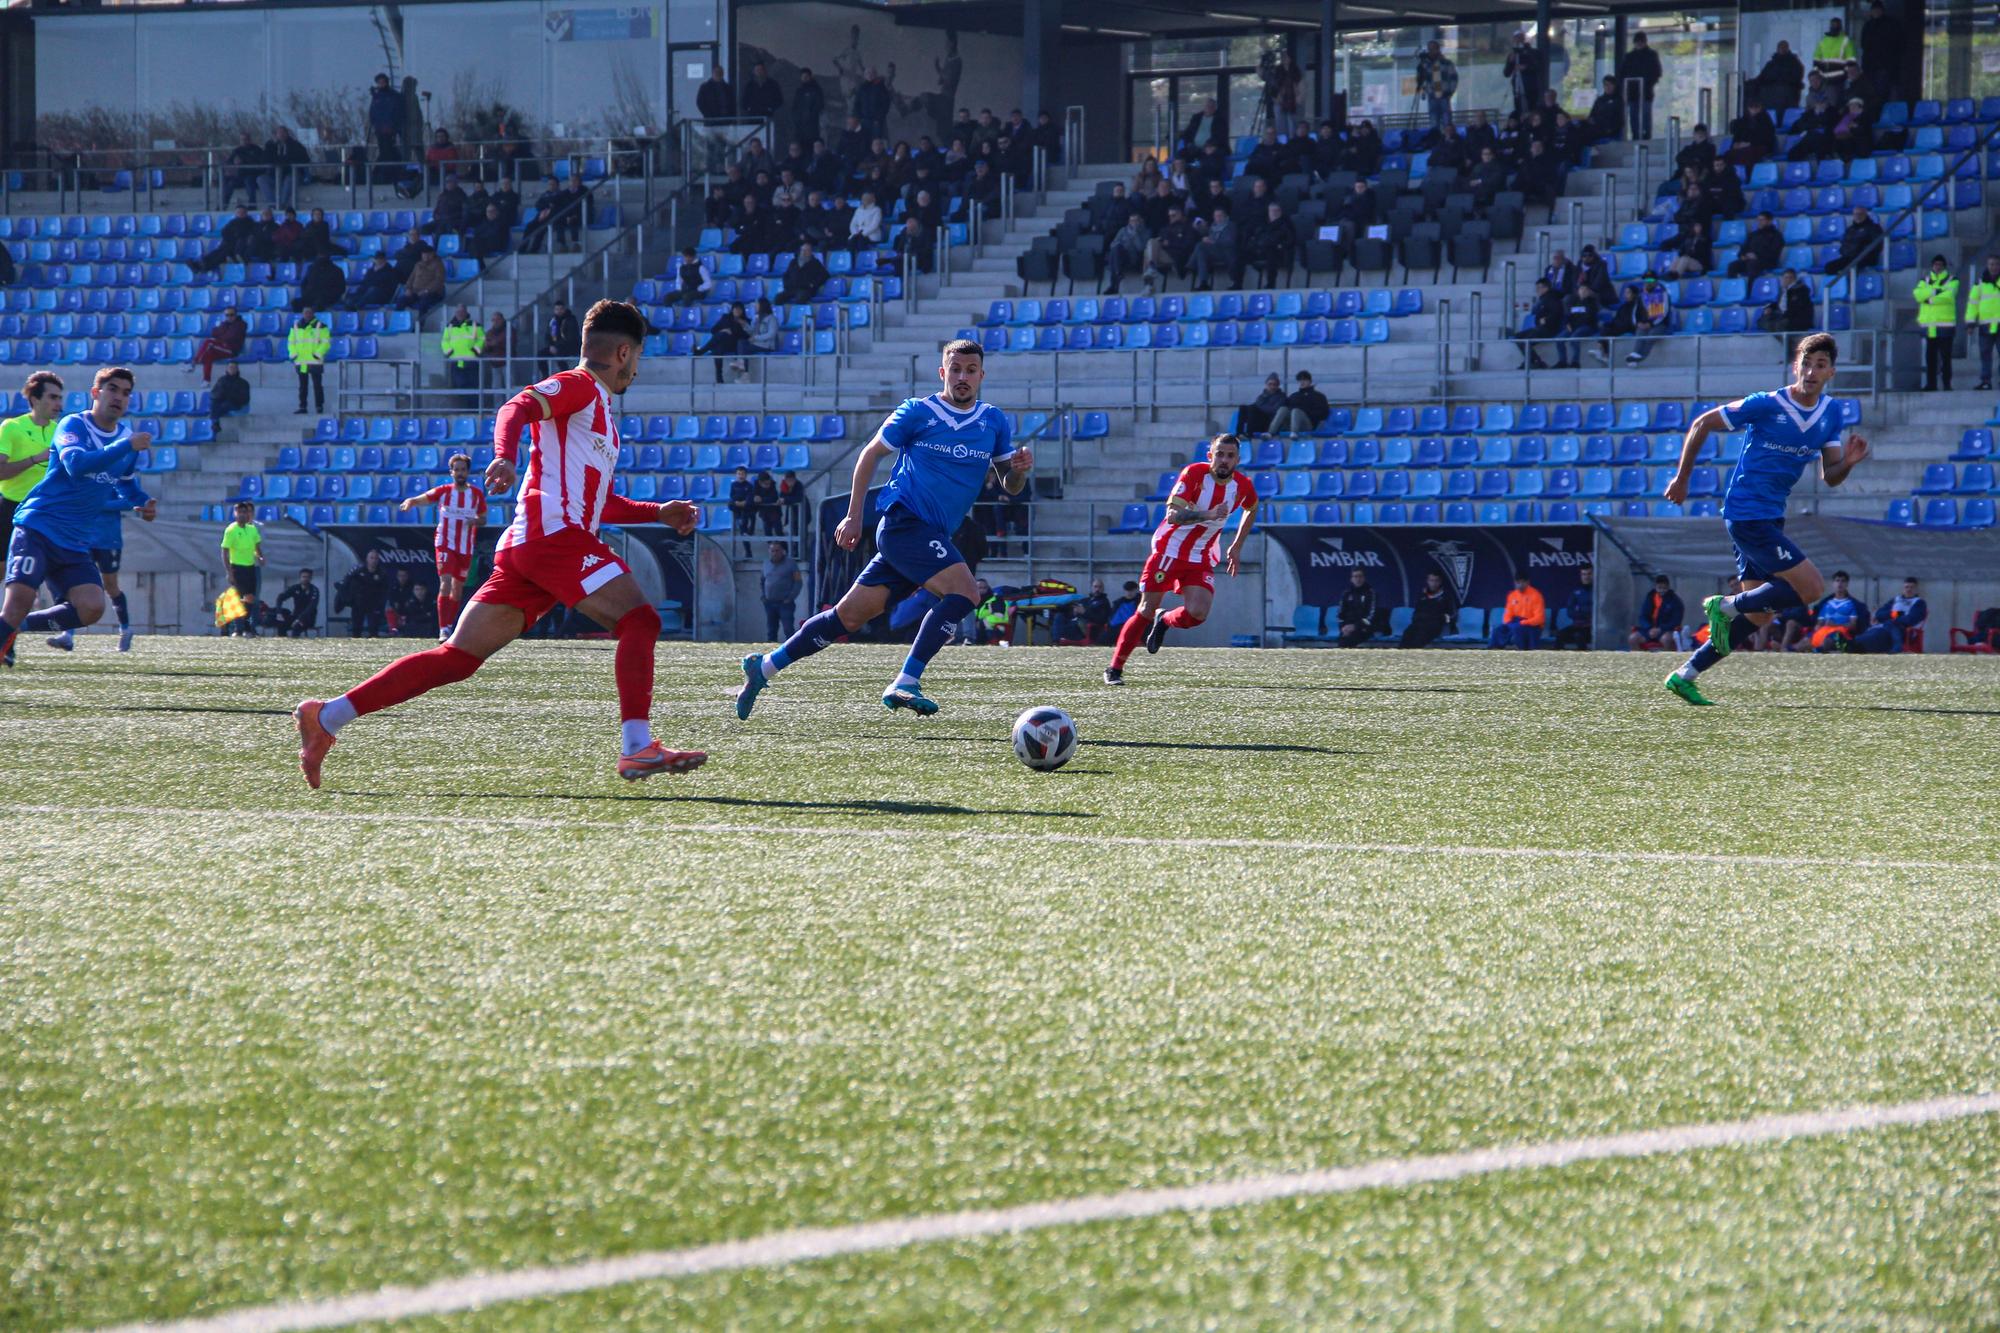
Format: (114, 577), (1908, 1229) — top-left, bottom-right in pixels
(534, 377), (564, 397)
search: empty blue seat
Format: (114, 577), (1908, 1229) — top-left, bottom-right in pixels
(1915, 463), (1955, 494)
(1921, 498), (1958, 526)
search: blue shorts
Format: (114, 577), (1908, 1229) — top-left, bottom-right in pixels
(6, 524), (103, 597)
(1726, 518), (1808, 585)
(855, 506), (964, 601)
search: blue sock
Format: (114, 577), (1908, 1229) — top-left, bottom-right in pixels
(1732, 580), (1803, 615)
(1677, 615), (1753, 679)
(766, 607), (847, 675)
(898, 594), (974, 683)
(111, 591), (129, 630)
(21, 603), (83, 633)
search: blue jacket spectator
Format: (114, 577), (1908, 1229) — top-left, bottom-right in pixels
(1555, 566), (1595, 649)
(1852, 578), (1927, 653)
(1630, 575), (1684, 650)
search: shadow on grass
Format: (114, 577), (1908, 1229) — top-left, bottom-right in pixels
(24, 703), (295, 717)
(867, 734), (1356, 757)
(326, 790), (1097, 818)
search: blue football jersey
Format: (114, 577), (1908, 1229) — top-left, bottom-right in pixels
(91, 477), (151, 551)
(874, 394), (1015, 534)
(13, 411), (140, 552)
(1718, 389), (1845, 521)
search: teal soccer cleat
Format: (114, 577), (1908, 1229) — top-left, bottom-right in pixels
(882, 684), (940, 716)
(735, 653), (768, 720)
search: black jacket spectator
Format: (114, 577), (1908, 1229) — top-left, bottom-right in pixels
(742, 68), (784, 121)
(1757, 45), (1807, 109)
(273, 577), (319, 635)
(1729, 109), (1778, 165)
(337, 559), (393, 635)
(368, 82), (406, 145)
(390, 232), (433, 283)
(1729, 220), (1784, 278)
(210, 365), (251, 422)
(1588, 85), (1624, 141)
(776, 248), (829, 306)
(791, 73), (827, 148)
(1336, 579), (1377, 648)
(1827, 210), (1884, 274)
(298, 213), (343, 259)
(545, 306), (581, 363)
(1514, 142), (1562, 204)
(427, 181), (468, 236)
(295, 255), (346, 311)
(266, 130), (311, 183)
(1576, 249), (1613, 303)
(1543, 254), (1579, 297)
(1676, 134), (1717, 177)
(345, 257), (399, 308)
(1467, 150), (1510, 204)
(1400, 578), (1458, 648)
(197, 209), (259, 271)
(696, 70), (736, 119)
(852, 76), (891, 139)
(1281, 382), (1329, 428)
(1619, 44), (1663, 99)
(1763, 275), (1816, 332)
(1861, 4), (1902, 97)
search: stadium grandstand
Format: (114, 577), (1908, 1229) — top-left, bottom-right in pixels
(2, 0), (1998, 652)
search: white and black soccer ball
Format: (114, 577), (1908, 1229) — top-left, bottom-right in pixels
(1011, 706), (1078, 772)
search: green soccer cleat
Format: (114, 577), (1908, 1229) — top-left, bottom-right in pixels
(883, 684), (939, 716)
(1664, 673), (1716, 707)
(735, 653), (768, 721)
(1702, 595), (1733, 659)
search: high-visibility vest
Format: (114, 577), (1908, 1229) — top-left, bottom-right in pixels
(440, 321), (485, 366)
(287, 319), (330, 368)
(1914, 272), (1959, 334)
(1965, 276), (2000, 332)
(1812, 33), (1855, 65)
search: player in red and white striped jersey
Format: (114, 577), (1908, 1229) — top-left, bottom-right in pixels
(1104, 433), (1258, 685)
(294, 300), (708, 785)
(399, 451), (487, 638)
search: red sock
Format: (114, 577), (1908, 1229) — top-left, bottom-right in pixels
(1162, 607), (1205, 629)
(437, 592), (458, 628)
(1110, 611), (1152, 669)
(613, 605), (661, 723)
(345, 644), (482, 718)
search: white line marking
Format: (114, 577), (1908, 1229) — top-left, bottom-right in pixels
(90, 1091), (2000, 1333)
(4, 804), (1989, 874)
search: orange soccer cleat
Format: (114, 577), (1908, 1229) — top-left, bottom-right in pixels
(617, 741), (708, 781)
(294, 699), (336, 790)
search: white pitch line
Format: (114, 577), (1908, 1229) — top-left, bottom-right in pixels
(90, 1090), (2000, 1333)
(4, 803), (1990, 874)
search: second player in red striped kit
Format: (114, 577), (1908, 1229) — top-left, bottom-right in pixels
(1104, 432), (1258, 686)
(400, 451), (488, 638)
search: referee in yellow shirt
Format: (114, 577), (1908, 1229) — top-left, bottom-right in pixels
(0, 372), (63, 665)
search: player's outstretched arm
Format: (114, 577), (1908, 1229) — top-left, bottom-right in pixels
(1821, 432), (1869, 487)
(835, 438), (893, 549)
(601, 491), (699, 536)
(1664, 406), (1727, 504)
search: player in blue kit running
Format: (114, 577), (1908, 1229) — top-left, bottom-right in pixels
(46, 470), (152, 654)
(0, 367), (152, 664)
(1660, 332), (1870, 704)
(735, 338), (1031, 717)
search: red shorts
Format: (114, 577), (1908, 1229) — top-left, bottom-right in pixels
(1141, 548), (1215, 595)
(471, 526), (629, 626)
(434, 548), (473, 581)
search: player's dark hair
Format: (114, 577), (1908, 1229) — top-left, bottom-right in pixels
(24, 370), (62, 399)
(1209, 432), (1242, 453)
(941, 337), (984, 362)
(1796, 331), (1838, 364)
(94, 366), (135, 390)
(448, 452), (471, 468)
(580, 299), (647, 347)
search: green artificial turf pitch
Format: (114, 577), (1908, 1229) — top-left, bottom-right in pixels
(3, 638), (1998, 1330)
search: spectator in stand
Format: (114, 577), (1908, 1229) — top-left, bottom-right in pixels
(696, 301), (751, 384)
(490, 177), (523, 230)
(190, 306), (247, 382)
(1628, 574), (1683, 650)
(1102, 211), (1151, 296)
(464, 204), (510, 264)
(748, 468), (781, 536)
(1966, 254), (2000, 392)
(1178, 97), (1224, 161)
(1489, 574), (1546, 649)
(1554, 566), (1595, 649)
(1516, 278), (1563, 369)
(1860, 0), (1903, 102)
(386, 568), (433, 638)
(747, 297), (778, 360)
(789, 68), (826, 150)
(423, 174), (468, 239)
(1794, 96), (1874, 162)
(1268, 370), (1330, 436)
(1270, 52), (1303, 136)
(1514, 137), (1563, 207)
(1335, 569), (1377, 648)
(1191, 207), (1240, 292)
(1915, 254), (1958, 392)
(1347, 119), (1384, 176)
(892, 215), (933, 275)
(1543, 247), (1579, 297)
(1665, 187), (1714, 277)
(292, 251), (346, 313)
(726, 466), (756, 555)
(1823, 205), (1884, 278)
(1247, 201), (1297, 289)
(1417, 40), (1459, 134)
(1807, 570), (1869, 649)
(1756, 40), (1806, 110)
(287, 306), (329, 414)
(424, 129), (461, 181)
(761, 540), (800, 640)
(222, 131), (269, 206)
(1623, 277), (1673, 364)
(542, 300), (580, 377)
(1585, 76), (1623, 144)
(1575, 245), (1613, 305)
(269, 208), (306, 261)
(774, 241), (829, 307)
(1728, 99), (1778, 167)
(481, 311), (511, 399)
(846, 190), (886, 252)
(1557, 281), (1600, 369)
(1813, 16), (1857, 77)
(271, 568), (318, 637)
(368, 73), (406, 164)
(1400, 572), (1457, 648)
(1728, 212), (1784, 280)
(697, 64), (736, 120)
(394, 246), (445, 317)
(854, 68), (892, 143)
(665, 246), (714, 306)
(440, 305), (483, 393)
(1676, 122), (1717, 176)
(1505, 31), (1544, 115)
(1103, 580), (1140, 635)
(265, 125), (311, 207)
(247, 206), (281, 262)
(1760, 267), (1816, 335)
(1619, 33), (1663, 141)
(1852, 577), (1927, 653)
(1467, 145), (1511, 206)
(741, 61), (784, 124)
(1236, 373), (1286, 435)
(294, 207), (343, 261)
(210, 361), (250, 427)
(193, 205), (258, 273)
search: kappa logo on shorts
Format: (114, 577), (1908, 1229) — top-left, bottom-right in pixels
(581, 553), (603, 571)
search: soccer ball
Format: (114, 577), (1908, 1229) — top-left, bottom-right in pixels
(1012, 706), (1078, 772)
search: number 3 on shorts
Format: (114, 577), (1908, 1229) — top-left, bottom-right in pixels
(929, 540), (948, 560)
